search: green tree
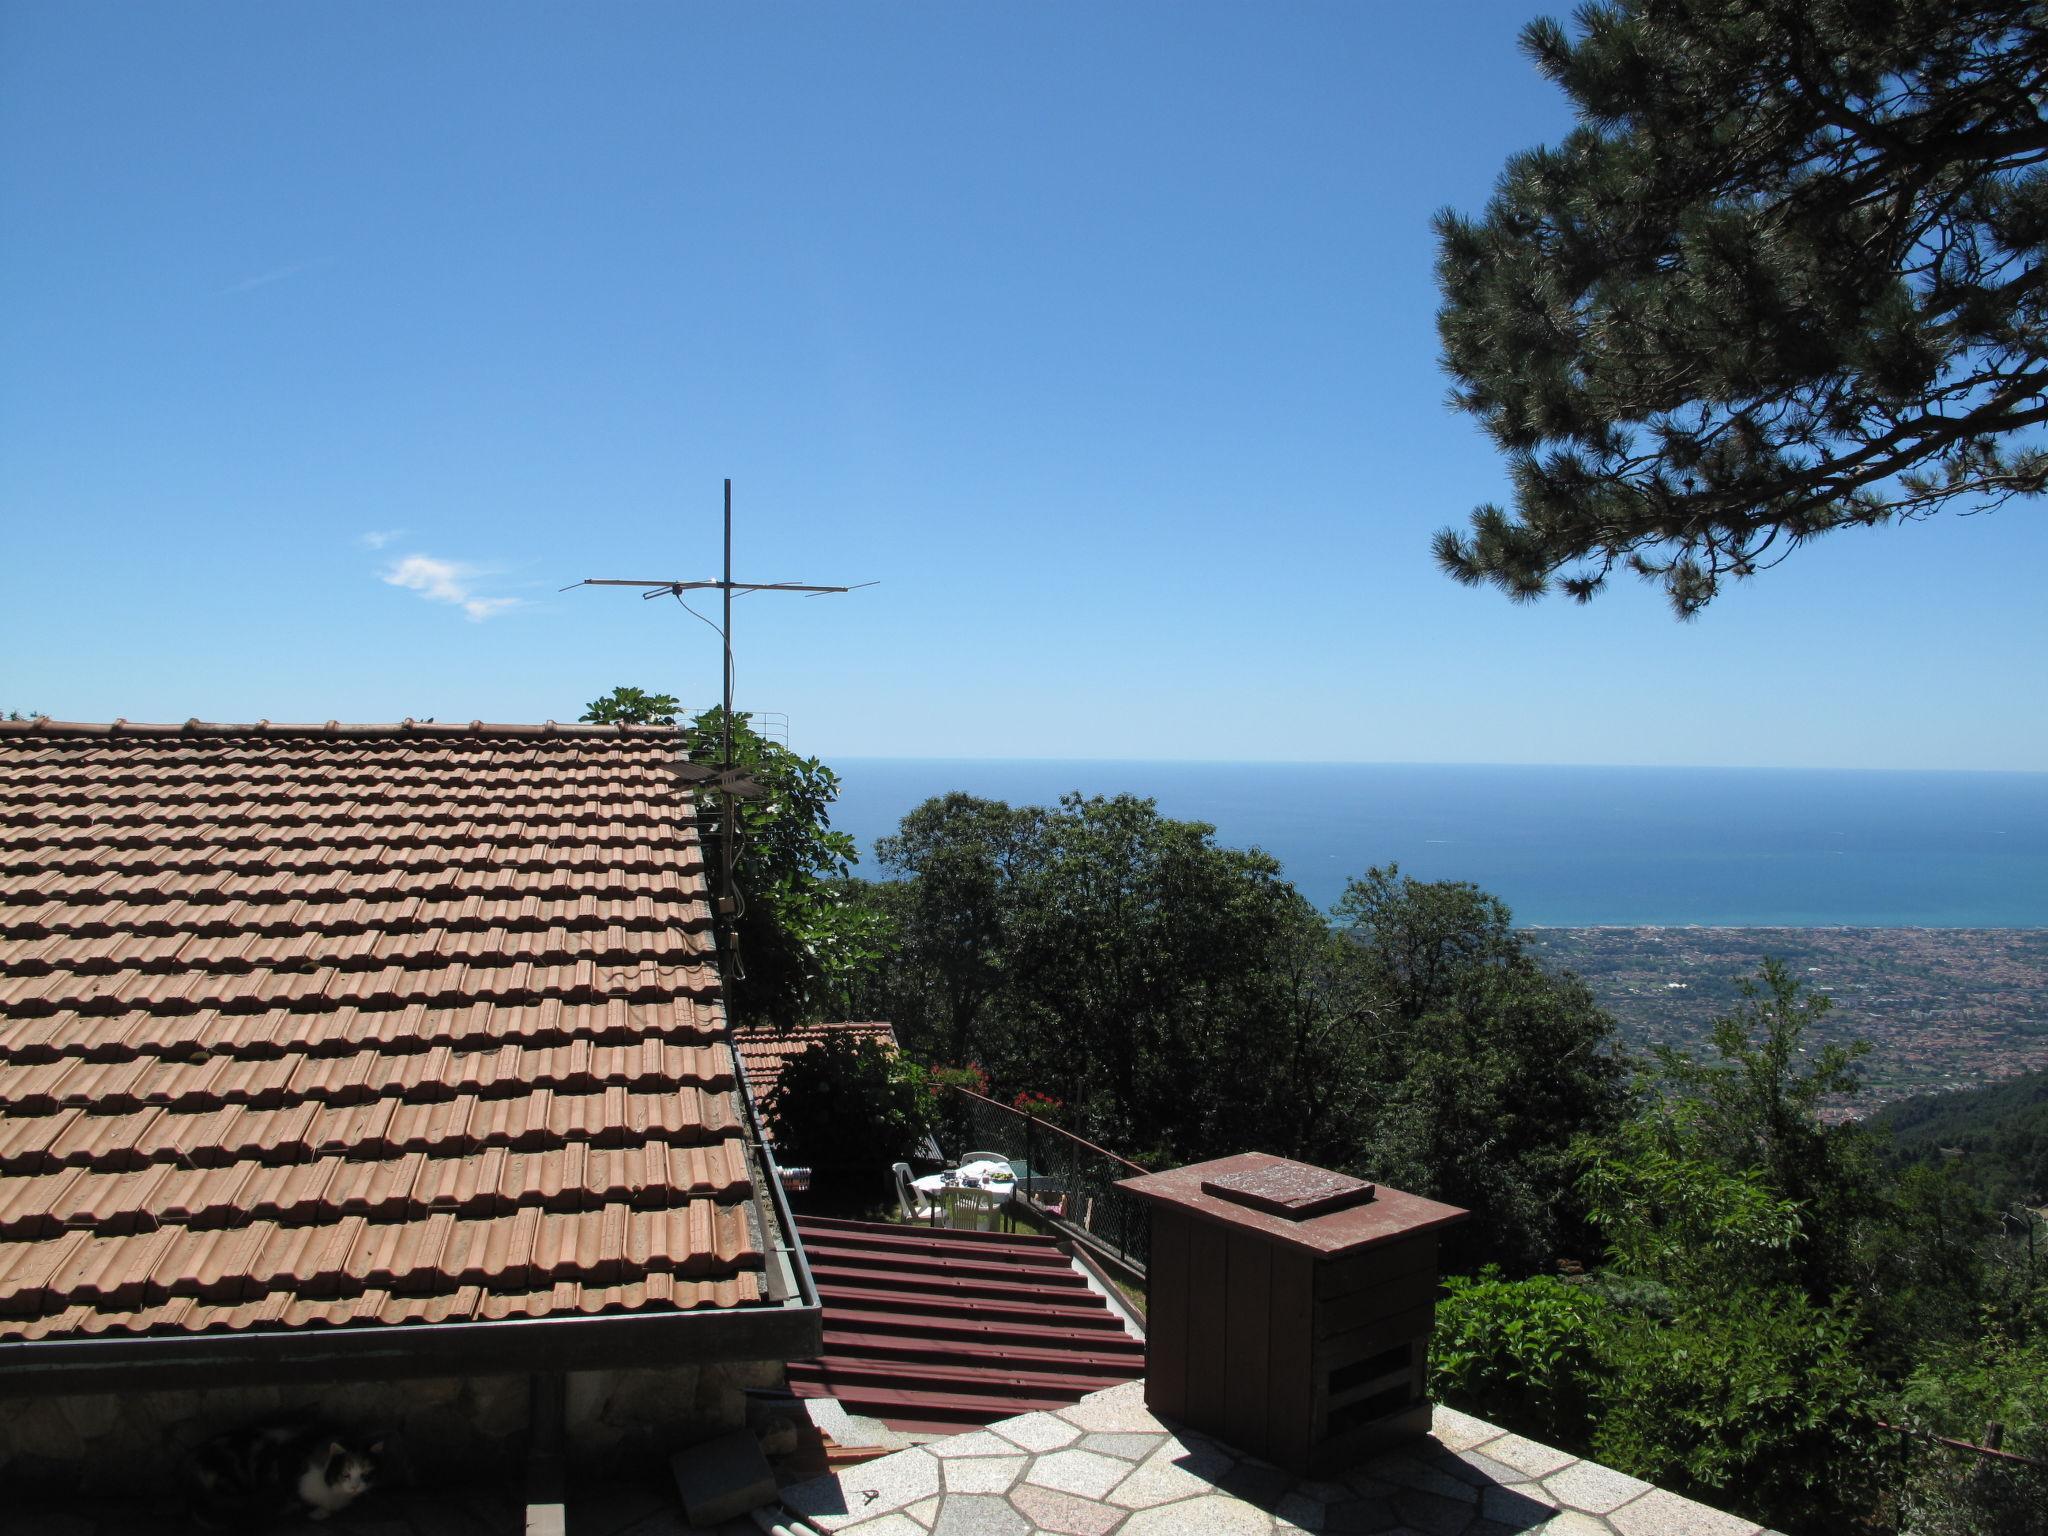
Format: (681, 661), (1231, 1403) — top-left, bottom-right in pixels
(580, 685), (680, 725)
(994, 793), (1312, 1160)
(1336, 866), (1629, 1269)
(874, 791), (1358, 1167)
(684, 706), (884, 1027)
(763, 1032), (936, 1207)
(875, 794), (1039, 1064)
(1650, 959), (1881, 1300)
(1900, 1317), (2048, 1536)
(1432, 0), (2048, 616)
(578, 688), (881, 1025)
(1577, 1104), (1805, 1295)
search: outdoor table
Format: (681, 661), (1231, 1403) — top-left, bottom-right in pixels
(913, 1163), (1015, 1236)
(912, 1157), (1018, 1198)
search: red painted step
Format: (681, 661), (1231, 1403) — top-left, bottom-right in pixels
(790, 1215), (1145, 1433)
(823, 1306), (1141, 1350)
(820, 1332), (1142, 1378)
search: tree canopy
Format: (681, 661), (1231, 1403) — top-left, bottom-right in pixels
(1433, 0), (2048, 616)
(579, 687), (880, 1024)
(580, 685), (680, 725)
(860, 807), (1625, 1269)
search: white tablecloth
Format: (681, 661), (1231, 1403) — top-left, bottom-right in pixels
(912, 1158), (1017, 1196)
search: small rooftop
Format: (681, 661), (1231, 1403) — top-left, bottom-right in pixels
(734, 1021), (901, 1119)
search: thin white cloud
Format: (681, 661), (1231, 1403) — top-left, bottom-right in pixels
(359, 529), (404, 550)
(224, 257), (334, 295)
(382, 554), (521, 622)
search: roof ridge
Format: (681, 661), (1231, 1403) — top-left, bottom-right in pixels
(0, 718), (680, 740)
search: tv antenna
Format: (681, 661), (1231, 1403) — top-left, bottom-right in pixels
(565, 478), (873, 978)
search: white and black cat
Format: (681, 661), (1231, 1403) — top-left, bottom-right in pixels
(190, 1423), (382, 1529)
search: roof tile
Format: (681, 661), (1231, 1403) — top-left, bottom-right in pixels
(0, 724), (767, 1344)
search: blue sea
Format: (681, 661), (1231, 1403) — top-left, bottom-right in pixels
(828, 761), (2048, 928)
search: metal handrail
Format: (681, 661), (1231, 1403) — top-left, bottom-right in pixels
(942, 1085), (1151, 1272)
(948, 1086), (1148, 1174)
(1875, 1419), (2048, 1470)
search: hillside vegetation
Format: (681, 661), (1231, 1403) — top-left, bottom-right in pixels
(1874, 1070), (2048, 1211)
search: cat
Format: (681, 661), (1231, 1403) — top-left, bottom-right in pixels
(190, 1423), (382, 1529)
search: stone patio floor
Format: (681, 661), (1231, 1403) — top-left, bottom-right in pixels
(769, 1382), (1780, 1536)
(14, 1384), (1780, 1536)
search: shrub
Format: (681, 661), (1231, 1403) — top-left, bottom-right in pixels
(1012, 1089), (1064, 1123)
(1431, 1270), (1612, 1446)
(764, 1033), (935, 1201)
(1593, 1289), (1889, 1535)
(1897, 1324), (2048, 1536)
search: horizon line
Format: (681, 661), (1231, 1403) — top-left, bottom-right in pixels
(821, 754), (2048, 776)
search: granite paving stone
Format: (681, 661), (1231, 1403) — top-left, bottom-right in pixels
(989, 1412), (1084, 1454)
(1273, 1492), (1328, 1532)
(1541, 1462), (1653, 1517)
(831, 1518), (924, 1536)
(1118, 1494), (1274, 1535)
(1479, 1436), (1579, 1479)
(1161, 1430), (1240, 1481)
(1214, 1459), (1297, 1507)
(942, 1457), (1027, 1495)
(1055, 1381), (1163, 1434)
(1006, 1484), (1125, 1536)
(929, 1432), (1025, 1461)
(783, 1447), (942, 1530)
(930, 1495), (1033, 1536)
(1456, 1451), (1535, 1487)
(1480, 1481), (1558, 1527)
(1428, 1408), (1503, 1454)
(906, 1498), (940, 1527)
(1077, 1431), (1163, 1460)
(1323, 1495), (1401, 1533)
(1393, 1487), (1478, 1534)
(1297, 1479), (1354, 1502)
(1105, 1443), (1225, 1510)
(1607, 1488), (1761, 1536)
(1024, 1449), (1131, 1501)
(1532, 1514), (1614, 1535)
(1340, 1472), (1399, 1499)
(1379, 1454), (1479, 1502)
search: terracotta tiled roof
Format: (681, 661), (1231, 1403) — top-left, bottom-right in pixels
(734, 1021), (900, 1114)
(0, 720), (771, 1345)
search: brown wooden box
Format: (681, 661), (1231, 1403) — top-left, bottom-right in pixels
(1120, 1153), (1467, 1475)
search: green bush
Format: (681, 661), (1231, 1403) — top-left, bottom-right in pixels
(763, 1033), (935, 1203)
(1431, 1270), (1612, 1445)
(1897, 1324), (2048, 1536)
(1432, 1272), (1892, 1535)
(1593, 1289), (1888, 1535)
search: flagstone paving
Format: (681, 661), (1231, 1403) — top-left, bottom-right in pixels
(769, 1382), (1779, 1536)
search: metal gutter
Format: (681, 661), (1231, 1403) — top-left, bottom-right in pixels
(727, 1025), (822, 1320)
(0, 1297), (822, 1397)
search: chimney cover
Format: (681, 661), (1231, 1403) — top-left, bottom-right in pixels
(1200, 1160), (1376, 1220)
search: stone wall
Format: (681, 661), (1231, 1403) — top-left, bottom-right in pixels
(0, 1359), (786, 1496)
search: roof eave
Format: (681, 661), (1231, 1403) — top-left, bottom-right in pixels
(0, 1295), (823, 1397)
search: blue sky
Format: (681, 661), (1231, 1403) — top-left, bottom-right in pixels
(3, 2), (2043, 771)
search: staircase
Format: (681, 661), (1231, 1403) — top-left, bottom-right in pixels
(787, 1215), (1147, 1434)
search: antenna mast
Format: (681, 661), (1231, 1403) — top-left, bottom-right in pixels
(567, 479), (871, 989)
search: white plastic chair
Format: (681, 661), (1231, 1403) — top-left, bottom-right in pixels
(893, 1161), (939, 1224)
